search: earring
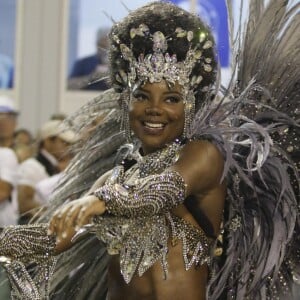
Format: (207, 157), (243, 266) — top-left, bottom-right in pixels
(183, 90), (195, 138)
(120, 90), (132, 142)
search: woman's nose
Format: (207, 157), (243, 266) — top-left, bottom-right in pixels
(145, 106), (163, 116)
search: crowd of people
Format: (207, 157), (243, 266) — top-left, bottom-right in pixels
(0, 1), (299, 299)
(0, 95), (78, 226)
(0, 95), (79, 298)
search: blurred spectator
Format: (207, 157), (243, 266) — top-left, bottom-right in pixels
(0, 96), (18, 300)
(13, 128), (35, 162)
(0, 95), (18, 148)
(0, 53), (13, 88)
(0, 146), (18, 299)
(17, 120), (78, 224)
(68, 27), (110, 90)
(35, 173), (63, 205)
(0, 147), (18, 226)
(35, 149), (75, 204)
(13, 143), (35, 163)
(14, 128), (33, 146)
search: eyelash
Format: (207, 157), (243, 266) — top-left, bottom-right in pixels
(133, 93), (147, 101)
(165, 96), (181, 103)
(132, 94), (182, 103)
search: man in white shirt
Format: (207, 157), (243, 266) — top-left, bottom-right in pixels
(0, 95), (19, 226)
(0, 147), (18, 226)
(0, 148), (18, 300)
(0, 96), (19, 300)
(17, 120), (78, 223)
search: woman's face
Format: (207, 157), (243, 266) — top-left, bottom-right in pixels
(129, 80), (185, 154)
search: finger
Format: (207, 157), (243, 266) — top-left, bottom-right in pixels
(48, 211), (63, 235)
(62, 206), (82, 236)
(48, 200), (75, 235)
(77, 206), (94, 228)
(56, 209), (74, 242)
(77, 200), (106, 228)
(48, 217), (56, 235)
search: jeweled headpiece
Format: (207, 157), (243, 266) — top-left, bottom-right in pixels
(113, 23), (214, 92)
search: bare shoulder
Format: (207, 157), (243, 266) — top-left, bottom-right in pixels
(171, 139), (224, 195)
(181, 139), (222, 160)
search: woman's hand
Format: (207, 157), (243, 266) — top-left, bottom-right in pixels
(48, 195), (105, 253)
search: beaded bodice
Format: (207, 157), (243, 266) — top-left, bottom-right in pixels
(90, 140), (214, 283)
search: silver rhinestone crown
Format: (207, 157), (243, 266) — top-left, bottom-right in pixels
(113, 23), (214, 90)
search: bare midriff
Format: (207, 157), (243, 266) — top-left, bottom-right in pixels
(107, 205), (209, 300)
(107, 243), (208, 300)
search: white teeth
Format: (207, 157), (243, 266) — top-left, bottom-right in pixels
(144, 122), (164, 128)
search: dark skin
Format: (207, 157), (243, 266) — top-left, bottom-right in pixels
(49, 81), (225, 300)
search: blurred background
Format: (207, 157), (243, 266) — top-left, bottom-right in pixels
(0, 0), (232, 134)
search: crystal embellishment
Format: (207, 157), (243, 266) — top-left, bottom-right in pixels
(116, 24), (213, 89)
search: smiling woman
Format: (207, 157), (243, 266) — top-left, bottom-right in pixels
(49, 3), (224, 299)
(0, 1), (299, 300)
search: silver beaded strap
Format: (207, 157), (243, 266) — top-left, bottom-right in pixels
(94, 170), (186, 218)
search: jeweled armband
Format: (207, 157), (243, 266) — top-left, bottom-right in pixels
(0, 224), (55, 259)
(94, 170), (186, 217)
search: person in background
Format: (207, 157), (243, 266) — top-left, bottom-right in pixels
(0, 95), (18, 148)
(17, 120), (78, 224)
(0, 53), (13, 89)
(0, 96), (35, 163)
(68, 27), (110, 90)
(35, 149), (75, 205)
(0, 96), (18, 300)
(0, 146), (18, 300)
(13, 128), (33, 146)
(0, 96), (19, 225)
(0, 148), (18, 226)
(13, 128), (35, 163)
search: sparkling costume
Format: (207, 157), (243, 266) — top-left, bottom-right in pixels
(91, 142), (213, 284)
(0, 1), (299, 299)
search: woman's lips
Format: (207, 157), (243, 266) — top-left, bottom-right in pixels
(142, 121), (166, 134)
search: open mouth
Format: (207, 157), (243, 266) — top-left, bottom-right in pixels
(141, 121), (167, 135)
(143, 121), (166, 129)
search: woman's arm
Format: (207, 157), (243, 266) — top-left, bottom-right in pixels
(94, 140), (224, 219)
(49, 140), (225, 252)
(94, 170), (186, 217)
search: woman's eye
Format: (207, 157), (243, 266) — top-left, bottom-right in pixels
(165, 96), (181, 103)
(132, 93), (148, 101)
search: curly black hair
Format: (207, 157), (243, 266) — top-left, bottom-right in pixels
(109, 1), (218, 110)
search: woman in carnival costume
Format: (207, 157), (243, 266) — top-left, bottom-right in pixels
(0, 1), (299, 299)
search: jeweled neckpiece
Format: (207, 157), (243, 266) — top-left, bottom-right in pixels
(128, 139), (183, 177)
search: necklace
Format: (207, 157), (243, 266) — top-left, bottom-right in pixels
(129, 139), (183, 177)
